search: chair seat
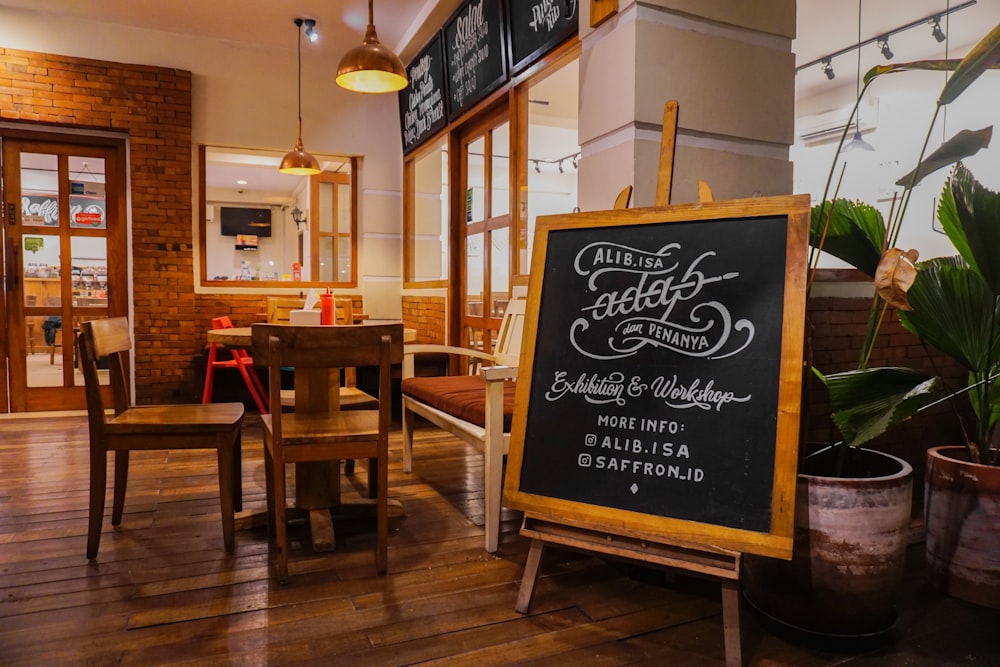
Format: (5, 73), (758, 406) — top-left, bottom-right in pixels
(261, 410), (380, 445)
(106, 403), (244, 436)
(401, 375), (516, 430)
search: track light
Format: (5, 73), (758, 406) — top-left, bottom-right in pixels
(557, 160), (564, 174)
(931, 17), (946, 43)
(533, 160), (540, 174)
(571, 155), (578, 169)
(878, 36), (893, 60)
(304, 19), (318, 43)
(821, 59), (835, 80)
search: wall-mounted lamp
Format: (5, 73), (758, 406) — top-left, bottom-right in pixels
(877, 36), (893, 60)
(304, 18), (319, 43)
(931, 17), (947, 43)
(821, 58), (835, 80)
(291, 207), (307, 232)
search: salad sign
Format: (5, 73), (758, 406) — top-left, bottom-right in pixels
(443, 0), (507, 118)
(504, 196), (810, 559)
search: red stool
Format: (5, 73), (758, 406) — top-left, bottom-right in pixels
(203, 316), (269, 413)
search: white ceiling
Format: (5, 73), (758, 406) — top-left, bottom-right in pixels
(6, 1), (996, 103)
(6, 1), (998, 198)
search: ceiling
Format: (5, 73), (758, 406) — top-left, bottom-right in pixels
(5, 1), (996, 102)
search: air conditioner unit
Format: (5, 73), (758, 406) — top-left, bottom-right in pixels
(798, 98), (877, 145)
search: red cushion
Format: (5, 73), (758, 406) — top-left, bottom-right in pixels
(401, 375), (516, 430)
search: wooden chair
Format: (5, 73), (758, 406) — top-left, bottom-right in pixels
(264, 297), (377, 412)
(400, 295), (527, 553)
(252, 322), (403, 583)
(202, 315), (268, 413)
(78, 317), (244, 560)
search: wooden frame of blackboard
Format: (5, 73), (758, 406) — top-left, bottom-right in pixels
(442, 0), (510, 119)
(503, 194), (810, 560)
(506, 0), (580, 76)
(399, 32), (449, 156)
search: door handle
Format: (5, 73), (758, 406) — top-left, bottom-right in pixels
(6, 236), (18, 292)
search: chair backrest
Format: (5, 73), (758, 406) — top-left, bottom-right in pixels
(266, 296), (354, 324)
(212, 315), (235, 329)
(78, 317), (133, 437)
(252, 323), (402, 421)
(492, 297), (527, 367)
(252, 323), (403, 372)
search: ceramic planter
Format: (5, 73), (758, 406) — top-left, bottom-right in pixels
(925, 445), (1000, 609)
(743, 448), (913, 642)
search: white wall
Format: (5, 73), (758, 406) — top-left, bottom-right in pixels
(0, 6), (405, 317)
(793, 68), (1000, 269)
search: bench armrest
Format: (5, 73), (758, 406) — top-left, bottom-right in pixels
(402, 343), (499, 378)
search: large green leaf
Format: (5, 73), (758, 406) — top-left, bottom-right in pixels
(818, 366), (939, 448)
(894, 127), (992, 187)
(898, 256), (1000, 373)
(863, 59), (1000, 86)
(968, 367), (1000, 439)
(938, 164), (1000, 295)
(940, 24), (1000, 105)
(809, 199), (885, 276)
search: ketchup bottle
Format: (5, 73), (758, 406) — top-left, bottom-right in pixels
(320, 288), (335, 325)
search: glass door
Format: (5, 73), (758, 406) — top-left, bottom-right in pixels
(460, 110), (511, 353)
(1, 137), (126, 412)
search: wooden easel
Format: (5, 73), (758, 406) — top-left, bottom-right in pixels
(513, 101), (746, 667)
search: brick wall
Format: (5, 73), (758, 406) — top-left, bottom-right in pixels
(402, 295), (446, 344)
(805, 295), (969, 500)
(1, 47), (200, 404)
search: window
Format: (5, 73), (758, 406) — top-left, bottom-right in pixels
(404, 136), (449, 287)
(199, 146), (357, 287)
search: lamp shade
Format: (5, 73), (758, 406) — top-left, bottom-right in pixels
(336, 24), (408, 94)
(280, 130), (321, 175)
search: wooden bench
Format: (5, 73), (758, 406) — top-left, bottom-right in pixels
(400, 296), (526, 553)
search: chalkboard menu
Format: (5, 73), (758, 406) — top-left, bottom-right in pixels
(399, 34), (449, 155)
(443, 0), (508, 118)
(504, 197), (810, 559)
(508, 0), (579, 74)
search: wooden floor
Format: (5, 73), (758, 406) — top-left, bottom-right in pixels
(1, 414), (997, 666)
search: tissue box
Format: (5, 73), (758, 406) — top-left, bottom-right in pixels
(289, 309), (321, 325)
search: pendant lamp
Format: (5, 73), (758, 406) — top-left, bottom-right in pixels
(842, 0), (875, 154)
(280, 18), (321, 175)
(336, 0), (408, 94)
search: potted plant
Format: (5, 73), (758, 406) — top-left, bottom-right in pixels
(744, 23), (1000, 638)
(894, 164), (1000, 609)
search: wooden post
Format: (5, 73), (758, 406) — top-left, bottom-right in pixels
(655, 101), (679, 206)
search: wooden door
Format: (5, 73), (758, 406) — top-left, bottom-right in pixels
(459, 109), (512, 354)
(1, 135), (127, 412)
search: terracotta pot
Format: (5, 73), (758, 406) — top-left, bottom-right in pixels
(925, 446), (1000, 609)
(743, 448), (913, 641)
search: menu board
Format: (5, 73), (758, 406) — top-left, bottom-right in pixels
(443, 0), (508, 118)
(504, 197), (809, 558)
(399, 33), (449, 155)
(508, 0), (579, 73)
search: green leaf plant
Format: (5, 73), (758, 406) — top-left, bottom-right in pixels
(808, 24), (1000, 472)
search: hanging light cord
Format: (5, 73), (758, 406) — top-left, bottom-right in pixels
(368, 0), (374, 27)
(855, 0), (862, 107)
(296, 20), (304, 140)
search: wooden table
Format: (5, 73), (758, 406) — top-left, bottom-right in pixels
(207, 323), (414, 550)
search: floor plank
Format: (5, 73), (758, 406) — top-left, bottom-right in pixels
(0, 414), (997, 666)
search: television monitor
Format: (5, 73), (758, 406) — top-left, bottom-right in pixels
(220, 206), (272, 237)
(235, 234), (259, 250)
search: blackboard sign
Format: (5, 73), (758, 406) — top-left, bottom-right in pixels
(443, 0), (508, 118)
(504, 196), (810, 559)
(508, 0), (579, 74)
(399, 33), (449, 155)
